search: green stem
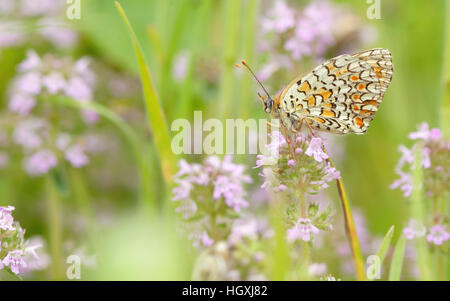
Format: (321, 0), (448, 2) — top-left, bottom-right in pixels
(175, 0), (212, 119)
(411, 143), (434, 280)
(69, 168), (97, 240)
(218, 0), (241, 118)
(442, 0), (450, 138)
(159, 0), (191, 119)
(328, 158), (365, 281)
(46, 176), (64, 280)
(240, 0), (259, 119)
(270, 193), (290, 280)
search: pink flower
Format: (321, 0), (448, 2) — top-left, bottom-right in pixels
(201, 232), (214, 247)
(276, 184), (287, 192)
(390, 171), (413, 197)
(65, 145), (89, 168)
(397, 145), (414, 169)
(2, 250), (27, 274)
(403, 227), (415, 240)
(173, 156), (251, 213)
(0, 23), (25, 47)
(288, 159), (296, 167)
(429, 128), (442, 141)
(0, 0), (14, 15)
(39, 22), (78, 49)
(65, 76), (92, 101)
(283, 1), (336, 60)
(323, 163), (341, 182)
(287, 218), (319, 242)
(305, 137), (328, 162)
(422, 147), (431, 169)
(426, 225), (450, 245)
(409, 122), (442, 142)
(8, 94), (36, 115)
(42, 72), (67, 94)
(82, 109), (99, 124)
(403, 220), (426, 240)
(18, 50), (41, 72)
(24, 149), (57, 176)
(261, 0), (295, 34)
(20, 0), (63, 16)
(0, 206), (16, 231)
(56, 133), (71, 150)
(172, 51), (189, 81)
(14, 72), (42, 95)
(13, 118), (47, 150)
(308, 263), (327, 277)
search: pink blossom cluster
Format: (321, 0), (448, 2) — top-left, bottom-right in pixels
(391, 122), (448, 198)
(9, 50), (98, 123)
(173, 156), (252, 213)
(0, 206), (45, 275)
(0, 0), (77, 50)
(403, 220), (449, 246)
(256, 131), (340, 194)
(257, 0), (375, 81)
(11, 117), (92, 176)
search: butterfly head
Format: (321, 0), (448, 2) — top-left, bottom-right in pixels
(257, 92), (274, 113)
(264, 98), (273, 113)
(237, 60), (277, 114)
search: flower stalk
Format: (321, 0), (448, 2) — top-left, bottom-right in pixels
(46, 175), (63, 280)
(327, 157), (365, 281)
(442, 0), (450, 139)
(411, 143), (434, 280)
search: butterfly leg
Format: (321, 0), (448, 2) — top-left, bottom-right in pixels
(266, 120), (281, 130)
(281, 123), (296, 160)
(295, 118), (304, 132)
(302, 118), (318, 138)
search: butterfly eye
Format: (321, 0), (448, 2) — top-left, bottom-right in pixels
(264, 99), (273, 113)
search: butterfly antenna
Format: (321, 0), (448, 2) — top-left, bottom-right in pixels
(236, 60), (272, 100)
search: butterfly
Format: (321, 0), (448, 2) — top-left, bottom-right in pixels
(240, 48), (393, 135)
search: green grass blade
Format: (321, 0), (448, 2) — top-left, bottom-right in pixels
(442, 0), (450, 138)
(375, 225), (395, 264)
(218, 0), (241, 118)
(411, 144), (435, 280)
(115, 1), (176, 184)
(388, 235), (406, 281)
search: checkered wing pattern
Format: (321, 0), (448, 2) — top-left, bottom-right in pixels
(278, 48), (393, 134)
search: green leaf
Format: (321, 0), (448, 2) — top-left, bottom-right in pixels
(115, 1), (177, 185)
(388, 235), (406, 281)
(376, 225), (395, 264)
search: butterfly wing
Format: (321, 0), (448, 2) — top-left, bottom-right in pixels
(279, 48), (393, 134)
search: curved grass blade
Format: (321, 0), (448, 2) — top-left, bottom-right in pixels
(366, 225), (394, 281)
(376, 225), (395, 263)
(388, 235), (406, 281)
(44, 95), (153, 205)
(115, 1), (176, 184)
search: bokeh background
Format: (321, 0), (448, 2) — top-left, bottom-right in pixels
(0, 0), (447, 280)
